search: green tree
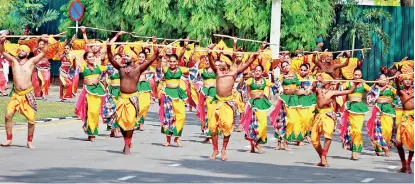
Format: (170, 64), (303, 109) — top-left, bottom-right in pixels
(0, 0), (59, 34)
(280, 0), (334, 52)
(330, 0), (392, 55)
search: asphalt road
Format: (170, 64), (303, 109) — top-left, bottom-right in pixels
(0, 102), (413, 183)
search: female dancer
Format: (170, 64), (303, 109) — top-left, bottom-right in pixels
(242, 65), (275, 153)
(59, 37), (77, 102)
(75, 51), (107, 142)
(137, 51), (156, 131)
(159, 54), (189, 147)
(367, 73), (396, 156)
(297, 63), (316, 144)
(270, 60), (301, 151)
(339, 68), (371, 160)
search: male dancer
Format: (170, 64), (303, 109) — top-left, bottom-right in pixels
(395, 74), (414, 174)
(207, 44), (259, 161)
(107, 38), (159, 155)
(311, 73), (358, 166)
(0, 35), (49, 149)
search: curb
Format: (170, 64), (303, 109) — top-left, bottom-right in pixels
(34, 116), (79, 123)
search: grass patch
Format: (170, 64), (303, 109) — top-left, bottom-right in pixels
(0, 97), (75, 124)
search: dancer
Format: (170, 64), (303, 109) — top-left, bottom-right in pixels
(270, 60), (301, 151)
(59, 36), (77, 101)
(137, 51), (156, 131)
(241, 65), (274, 153)
(366, 74), (396, 156)
(339, 67), (371, 160)
(74, 51), (107, 142)
(103, 45), (123, 137)
(297, 63), (317, 143)
(207, 44), (259, 161)
(32, 38), (51, 99)
(312, 51), (350, 77)
(107, 41), (159, 155)
(0, 35), (49, 148)
(159, 54), (189, 147)
(394, 74), (414, 174)
(311, 73), (358, 167)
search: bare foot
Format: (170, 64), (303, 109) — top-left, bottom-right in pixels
(139, 124), (144, 131)
(384, 150), (390, 157)
(396, 167), (407, 173)
(375, 152), (380, 156)
(163, 142), (171, 147)
(314, 162), (328, 167)
(407, 165), (412, 174)
(1, 140), (12, 147)
(27, 142), (35, 149)
(284, 146), (290, 151)
(237, 125), (243, 132)
(247, 148), (255, 153)
(123, 145), (131, 155)
(221, 150), (228, 161)
(256, 144), (264, 154)
(174, 138), (183, 147)
(297, 141), (304, 146)
(306, 136), (311, 143)
(209, 150), (219, 160)
(350, 156), (358, 161)
(90, 137), (96, 142)
(202, 138), (210, 143)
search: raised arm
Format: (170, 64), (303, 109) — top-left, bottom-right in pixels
(110, 31), (126, 43)
(0, 37), (17, 63)
(237, 52), (260, 75)
(178, 38), (188, 61)
(312, 51), (323, 69)
(29, 35), (49, 65)
(139, 44), (159, 73)
(395, 77), (401, 95)
(106, 44), (120, 70)
(207, 44), (217, 73)
(332, 51), (350, 70)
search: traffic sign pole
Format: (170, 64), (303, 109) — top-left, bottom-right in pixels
(68, 0), (84, 38)
(76, 21), (78, 38)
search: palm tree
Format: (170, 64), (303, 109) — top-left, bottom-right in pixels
(330, 0), (392, 56)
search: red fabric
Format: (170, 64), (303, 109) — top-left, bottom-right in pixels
(27, 135), (34, 142)
(322, 149), (329, 156)
(212, 138), (218, 151)
(366, 105), (379, 140)
(149, 77), (157, 98)
(6, 134), (12, 140)
(124, 137), (132, 146)
(184, 80), (197, 108)
(270, 99), (283, 127)
(196, 92), (206, 123)
(73, 74), (80, 93)
(166, 136), (171, 143)
(0, 70), (5, 92)
(39, 69), (50, 96)
(32, 69), (42, 97)
(75, 88), (88, 122)
(338, 107), (349, 142)
(223, 140), (229, 150)
(240, 106), (253, 134)
(60, 78), (73, 99)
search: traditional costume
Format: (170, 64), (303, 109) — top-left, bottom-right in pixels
(270, 73), (301, 142)
(102, 64), (120, 131)
(159, 67), (188, 138)
(396, 74), (414, 151)
(241, 78), (274, 144)
(59, 54), (76, 100)
(209, 95), (235, 137)
(297, 74), (317, 138)
(32, 49), (50, 98)
(116, 92), (140, 131)
(75, 63), (107, 137)
(137, 67), (155, 127)
(0, 56), (7, 95)
(339, 81), (371, 153)
(195, 68), (217, 137)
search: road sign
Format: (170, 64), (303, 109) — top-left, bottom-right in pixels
(68, 0), (84, 22)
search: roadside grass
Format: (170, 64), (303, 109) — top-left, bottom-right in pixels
(0, 97), (75, 124)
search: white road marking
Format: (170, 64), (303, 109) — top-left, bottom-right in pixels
(361, 178), (374, 183)
(245, 145), (251, 148)
(169, 164), (181, 167)
(117, 176), (136, 181)
(387, 166), (397, 169)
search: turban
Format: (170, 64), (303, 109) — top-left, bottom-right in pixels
(316, 37), (323, 43)
(399, 73), (414, 82)
(124, 49), (137, 62)
(17, 45), (30, 54)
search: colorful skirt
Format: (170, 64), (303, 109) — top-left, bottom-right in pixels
(159, 87), (186, 137)
(367, 103), (396, 152)
(397, 110), (414, 151)
(339, 101), (369, 153)
(241, 97), (271, 144)
(75, 85), (106, 136)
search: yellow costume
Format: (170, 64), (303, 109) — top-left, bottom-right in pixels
(116, 92), (140, 131)
(340, 81), (371, 153)
(397, 110), (414, 151)
(7, 87), (37, 124)
(311, 108), (336, 148)
(209, 95), (234, 137)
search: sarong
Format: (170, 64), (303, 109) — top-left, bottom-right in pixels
(7, 87), (37, 124)
(209, 95), (235, 137)
(116, 92), (140, 131)
(396, 110), (414, 151)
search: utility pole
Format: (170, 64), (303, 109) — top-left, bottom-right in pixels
(270, 0), (281, 60)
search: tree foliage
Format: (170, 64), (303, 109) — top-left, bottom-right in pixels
(0, 0), (59, 34)
(330, 0), (392, 55)
(59, 0), (334, 52)
(280, 0), (335, 52)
